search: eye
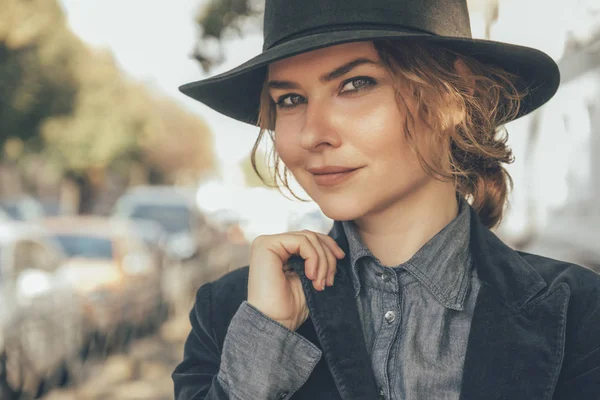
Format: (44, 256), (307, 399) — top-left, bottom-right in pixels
(340, 77), (377, 93)
(275, 94), (305, 109)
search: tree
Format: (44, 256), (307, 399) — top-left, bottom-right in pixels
(0, 0), (78, 147)
(193, 0), (263, 71)
(0, 0), (216, 209)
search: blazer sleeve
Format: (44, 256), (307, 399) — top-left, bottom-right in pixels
(172, 281), (322, 400)
(554, 284), (600, 399)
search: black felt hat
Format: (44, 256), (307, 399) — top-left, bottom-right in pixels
(180, 0), (560, 125)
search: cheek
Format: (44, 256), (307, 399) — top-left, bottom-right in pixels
(274, 128), (300, 167)
(346, 99), (409, 156)
(354, 104), (429, 184)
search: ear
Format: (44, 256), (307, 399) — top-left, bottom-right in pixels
(453, 58), (475, 96)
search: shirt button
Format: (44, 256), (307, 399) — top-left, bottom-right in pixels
(276, 391), (289, 400)
(381, 271), (392, 282)
(384, 311), (395, 324)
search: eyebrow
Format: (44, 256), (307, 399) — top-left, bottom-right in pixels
(267, 58), (381, 90)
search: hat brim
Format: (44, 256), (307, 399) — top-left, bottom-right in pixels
(179, 29), (560, 125)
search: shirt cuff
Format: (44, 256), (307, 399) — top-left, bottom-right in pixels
(218, 301), (322, 400)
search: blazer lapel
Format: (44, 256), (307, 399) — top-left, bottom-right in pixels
(460, 209), (569, 400)
(288, 222), (378, 400)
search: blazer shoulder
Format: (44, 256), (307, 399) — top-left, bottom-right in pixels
(517, 251), (600, 338)
(517, 252), (600, 393)
(517, 251), (600, 294)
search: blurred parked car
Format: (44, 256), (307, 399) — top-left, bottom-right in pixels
(41, 217), (164, 349)
(206, 209), (248, 245)
(0, 222), (83, 398)
(0, 195), (46, 222)
(114, 186), (238, 315)
(0, 207), (13, 222)
(38, 198), (65, 217)
(113, 186), (223, 301)
(113, 186), (211, 262)
(129, 219), (173, 319)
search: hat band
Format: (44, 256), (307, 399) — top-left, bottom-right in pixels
(265, 23), (435, 51)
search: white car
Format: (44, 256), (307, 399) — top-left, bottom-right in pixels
(0, 222), (83, 398)
(113, 186), (207, 260)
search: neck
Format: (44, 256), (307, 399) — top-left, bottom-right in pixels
(353, 181), (459, 266)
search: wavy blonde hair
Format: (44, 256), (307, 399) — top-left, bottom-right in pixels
(251, 40), (528, 229)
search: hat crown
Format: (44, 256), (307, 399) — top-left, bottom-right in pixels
(263, 0), (472, 50)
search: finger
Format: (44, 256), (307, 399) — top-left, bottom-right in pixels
(318, 234), (346, 259)
(316, 234), (343, 285)
(307, 232), (331, 290)
(317, 235), (338, 286)
(296, 231), (328, 290)
(274, 234), (320, 279)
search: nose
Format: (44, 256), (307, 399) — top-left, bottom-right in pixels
(298, 99), (341, 151)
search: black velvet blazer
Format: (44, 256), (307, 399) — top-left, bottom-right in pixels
(173, 208), (600, 399)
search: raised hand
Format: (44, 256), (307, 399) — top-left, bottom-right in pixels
(247, 230), (345, 331)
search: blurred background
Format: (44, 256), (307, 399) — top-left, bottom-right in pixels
(0, 0), (598, 398)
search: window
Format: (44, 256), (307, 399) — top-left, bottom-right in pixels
(129, 204), (193, 234)
(54, 235), (114, 260)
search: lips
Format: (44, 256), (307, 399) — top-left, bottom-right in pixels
(307, 166), (362, 187)
(307, 166), (359, 175)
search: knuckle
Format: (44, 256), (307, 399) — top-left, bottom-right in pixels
(252, 234), (273, 250)
(302, 229), (318, 238)
(321, 235), (336, 247)
(251, 235), (265, 249)
(301, 235), (313, 247)
(254, 234), (271, 243)
(327, 237), (340, 247)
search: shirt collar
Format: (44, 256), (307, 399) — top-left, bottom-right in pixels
(341, 197), (472, 310)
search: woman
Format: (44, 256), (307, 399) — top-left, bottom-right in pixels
(173, 0), (600, 399)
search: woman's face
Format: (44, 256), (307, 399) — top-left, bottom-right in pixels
(268, 41), (441, 222)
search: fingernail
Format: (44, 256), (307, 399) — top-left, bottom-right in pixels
(327, 276), (334, 286)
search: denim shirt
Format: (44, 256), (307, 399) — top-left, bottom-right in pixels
(216, 200), (480, 399)
(341, 198), (480, 399)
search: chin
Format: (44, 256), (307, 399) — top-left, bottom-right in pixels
(316, 198), (366, 222)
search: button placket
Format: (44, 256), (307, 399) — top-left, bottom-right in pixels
(381, 270), (392, 282)
(367, 264), (400, 400)
(384, 310), (396, 324)
(383, 269), (398, 326)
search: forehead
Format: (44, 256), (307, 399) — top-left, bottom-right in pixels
(268, 41), (380, 77)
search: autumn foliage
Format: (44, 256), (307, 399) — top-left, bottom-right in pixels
(0, 0), (215, 189)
